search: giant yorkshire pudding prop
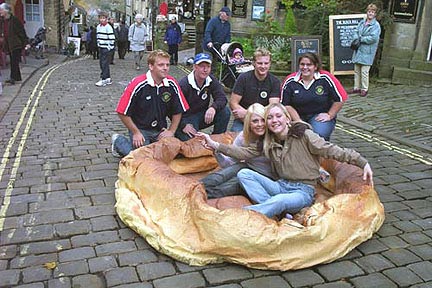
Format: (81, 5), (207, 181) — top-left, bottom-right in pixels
(115, 134), (385, 271)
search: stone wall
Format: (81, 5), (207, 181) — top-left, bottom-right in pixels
(379, 0), (432, 79)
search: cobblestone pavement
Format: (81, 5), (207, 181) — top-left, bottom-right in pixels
(0, 52), (431, 287)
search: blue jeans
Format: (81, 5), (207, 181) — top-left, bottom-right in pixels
(113, 129), (161, 157)
(304, 114), (336, 141)
(238, 169), (315, 218)
(176, 107), (230, 141)
(230, 118), (244, 132)
(99, 48), (114, 79)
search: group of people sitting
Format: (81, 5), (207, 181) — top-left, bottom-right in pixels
(111, 48), (374, 220)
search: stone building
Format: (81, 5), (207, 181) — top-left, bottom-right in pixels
(5, 0), (69, 50)
(379, 0), (432, 85)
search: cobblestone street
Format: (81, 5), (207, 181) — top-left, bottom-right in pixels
(0, 52), (431, 287)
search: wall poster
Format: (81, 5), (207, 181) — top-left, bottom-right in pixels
(251, 0), (265, 21)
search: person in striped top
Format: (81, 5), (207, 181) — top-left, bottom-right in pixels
(95, 11), (116, 87)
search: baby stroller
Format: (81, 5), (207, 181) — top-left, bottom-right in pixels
(211, 42), (254, 89)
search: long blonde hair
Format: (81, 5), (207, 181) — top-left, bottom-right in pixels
(263, 103), (291, 158)
(243, 103), (266, 145)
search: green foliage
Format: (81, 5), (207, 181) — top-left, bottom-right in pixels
(254, 36), (291, 62)
(66, 41), (76, 56)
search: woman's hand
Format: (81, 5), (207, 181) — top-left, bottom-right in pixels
(315, 113), (332, 122)
(195, 132), (219, 151)
(363, 163), (374, 186)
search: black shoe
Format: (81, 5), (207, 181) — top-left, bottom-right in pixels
(5, 79), (15, 85)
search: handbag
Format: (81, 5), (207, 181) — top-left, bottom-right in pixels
(350, 38), (360, 51)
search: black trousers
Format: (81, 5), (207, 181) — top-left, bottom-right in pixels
(10, 49), (22, 81)
(117, 41), (128, 59)
(201, 163), (248, 199)
(168, 44), (178, 64)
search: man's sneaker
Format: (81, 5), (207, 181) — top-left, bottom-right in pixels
(136, 66), (140, 70)
(105, 78), (113, 85)
(95, 79), (106, 87)
(111, 134), (122, 158)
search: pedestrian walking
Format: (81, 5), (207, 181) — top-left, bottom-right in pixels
(350, 3), (381, 97)
(0, 3), (30, 85)
(88, 26), (98, 60)
(164, 17), (182, 65)
(95, 11), (115, 87)
(129, 14), (149, 70)
(116, 20), (129, 60)
(108, 17), (117, 65)
(202, 6), (231, 72)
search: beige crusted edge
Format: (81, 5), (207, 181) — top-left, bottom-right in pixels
(114, 145), (385, 271)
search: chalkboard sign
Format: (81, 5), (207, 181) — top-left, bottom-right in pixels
(232, 0), (247, 18)
(391, 0), (419, 23)
(329, 14), (365, 75)
(291, 36), (322, 72)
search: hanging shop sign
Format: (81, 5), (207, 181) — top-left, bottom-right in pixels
(391, 0), (419, 23)
(232, 0), (247, 18)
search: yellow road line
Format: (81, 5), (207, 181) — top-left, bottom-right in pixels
(0, 58), (83, 230)
(336, 124), (432, 166)
(0, 65), (58, 184)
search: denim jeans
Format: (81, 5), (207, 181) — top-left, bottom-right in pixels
(304, 114), (336, 141)
(238, 169), (315, 218)
(230, 118), (244, 132)
(175, 107), (230, 141)
(99, 48), (114, 79)
(113, 129), (161, 157)
(201, 163), (248, 199)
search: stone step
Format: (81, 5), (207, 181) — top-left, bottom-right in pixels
(392, 67), (432, 85)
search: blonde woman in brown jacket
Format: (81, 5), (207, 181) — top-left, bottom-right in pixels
(197, 103), (373, 219)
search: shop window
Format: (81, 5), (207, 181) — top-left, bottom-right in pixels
(25, 0), (41, 22)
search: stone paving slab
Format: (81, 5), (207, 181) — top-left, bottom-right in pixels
(0, 51), (430, 287)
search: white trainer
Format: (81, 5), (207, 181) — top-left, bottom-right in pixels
(105, 78), (112, 85)
(95, 79), (106, 87)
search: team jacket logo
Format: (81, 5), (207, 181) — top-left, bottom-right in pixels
(201, 88), (209, 100)
(161, 92), (172, 102)
(315, 85), (324, 95)
(260, 91), (268, 98)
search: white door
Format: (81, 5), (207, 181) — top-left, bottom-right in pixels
(24, 0), (44, 39)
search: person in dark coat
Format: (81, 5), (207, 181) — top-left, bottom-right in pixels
(116, 20), (129, 59)
(164, 17), (182, 65)
(88, 26), (99, 60)
(0, 3), (30, 85)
